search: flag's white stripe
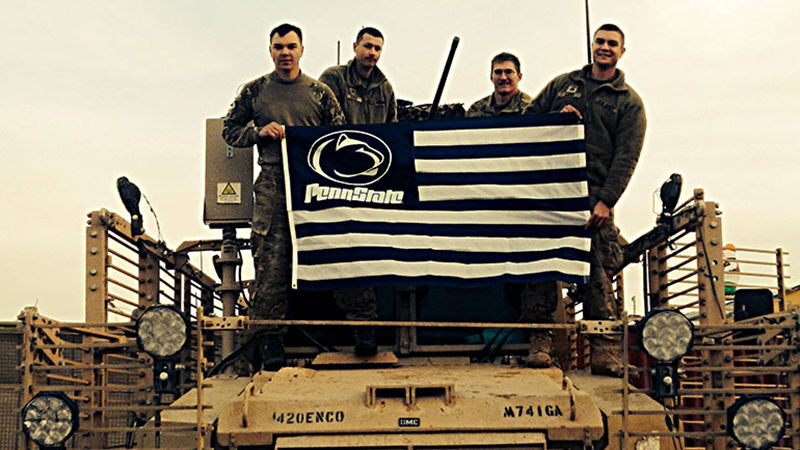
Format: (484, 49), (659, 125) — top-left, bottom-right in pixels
(297, 258), (590, 281)
(293, 208), (589, 226)
(419, 181), (587, 201)
(415, 153), (585, 173)
(297, 233), (591, 253)
(413, 125), (584, 147)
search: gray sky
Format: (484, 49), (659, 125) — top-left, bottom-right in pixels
(2, 0), (799, 321)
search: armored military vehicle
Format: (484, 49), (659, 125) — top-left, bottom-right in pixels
(7, 113), (798, 450)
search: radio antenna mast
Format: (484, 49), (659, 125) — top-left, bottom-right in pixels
(584, 0), (592, 64)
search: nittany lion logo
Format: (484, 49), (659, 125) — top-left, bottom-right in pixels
(307, 130), (392, 186)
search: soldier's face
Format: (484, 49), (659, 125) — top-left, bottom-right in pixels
(270, 31), (303, 73)
(592, 30), (625, 69)
(353, 33), (383, 70)
(491, 61), (521, 96)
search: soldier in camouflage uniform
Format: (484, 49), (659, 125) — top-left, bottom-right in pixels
(466, 52), (532, 118)
(524, 24), (646, 376)
(319, 27), (397, 125)
(319, 26), (398, 356)
(222, 23), (345, 370)
(467, 53), (557, 368)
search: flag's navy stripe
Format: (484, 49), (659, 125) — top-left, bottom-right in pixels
(294, 197), (591, 213)
(296, 271), (589, 291)
(417, 198), (590, 211)
(416, 168), (587, 186)
(414, 141), (584, 160)
(412, 112), (581, 131)
(295, 221), (591, 239)
(297, 233), (590, 253)
(298, 247), (589, 265)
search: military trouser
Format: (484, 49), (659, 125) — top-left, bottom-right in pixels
(574, 210), (624, 321)
(249, 165), (378, 334)
(577, 210), (626, 375)
(332, 288), (378, 321)
(519, 281), (560, 323)
(250, 165), (291, 335)
(519, 210), (624, 323)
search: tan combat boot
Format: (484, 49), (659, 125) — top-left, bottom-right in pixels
(527, 331), (554, 368)
(590, 336), (624, 377)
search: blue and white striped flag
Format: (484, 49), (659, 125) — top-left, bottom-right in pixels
(281, 113), (591, 290)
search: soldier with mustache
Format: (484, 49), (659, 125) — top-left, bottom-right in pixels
(319, 26), (398, 357)
(320, 27), (397, 124)
(222, 23), (345, 370)
(523, 24), (647, 376)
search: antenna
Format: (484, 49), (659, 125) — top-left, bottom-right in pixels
(337, 40), (341, 65)
(428, 36), (460, 120)
(585, 0), (592, 65)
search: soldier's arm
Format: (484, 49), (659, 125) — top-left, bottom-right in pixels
(465, 95), (490, 118)
(385, 81), (398, 123)
(465, 101), (481, 118)
(319, 83), (346, 126)
(523, 78), (560, 115)
(318, 67), (345, 106)
(596, 94), (647, 207)
(222, 83), (259, 147)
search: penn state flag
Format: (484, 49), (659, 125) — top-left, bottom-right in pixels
(281, 113), (591, 290)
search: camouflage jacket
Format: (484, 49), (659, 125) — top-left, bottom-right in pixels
(222, 71), (345, 165)
(466, 90), (532, 118)
(524, 65), (646, 208)
(319, 60), (397, 124)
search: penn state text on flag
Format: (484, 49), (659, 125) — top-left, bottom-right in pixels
(281, 113), (591, 290)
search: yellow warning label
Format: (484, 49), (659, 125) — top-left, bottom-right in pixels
(221, 183), (237, 195)
(217, 182), (242, 204)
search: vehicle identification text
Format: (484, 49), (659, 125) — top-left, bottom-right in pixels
(502, 404), (563, 418)
(272, 410), (345, 424)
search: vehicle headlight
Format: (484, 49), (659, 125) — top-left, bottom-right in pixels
(728, 397), (786, 450)
(135, 305), (189, 359)
(21, 392), (79, 448)
(639, 309), (693, 363)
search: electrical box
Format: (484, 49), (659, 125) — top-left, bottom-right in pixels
(204, 118), (253, 228)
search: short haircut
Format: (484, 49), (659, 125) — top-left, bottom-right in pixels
(594, 23), (624, 46)
(270, 23), (303, 43)
(357, 26), (383, 43)
(490, 52), (521, 73)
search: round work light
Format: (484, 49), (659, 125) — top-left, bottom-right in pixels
(639, 309), (694, 363)
(728, 396), (786, 450)
(21, 392), (79, 448)
(135, 305), (189, 359)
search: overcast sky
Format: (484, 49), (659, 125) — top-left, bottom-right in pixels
(2, 0), (799, 321)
